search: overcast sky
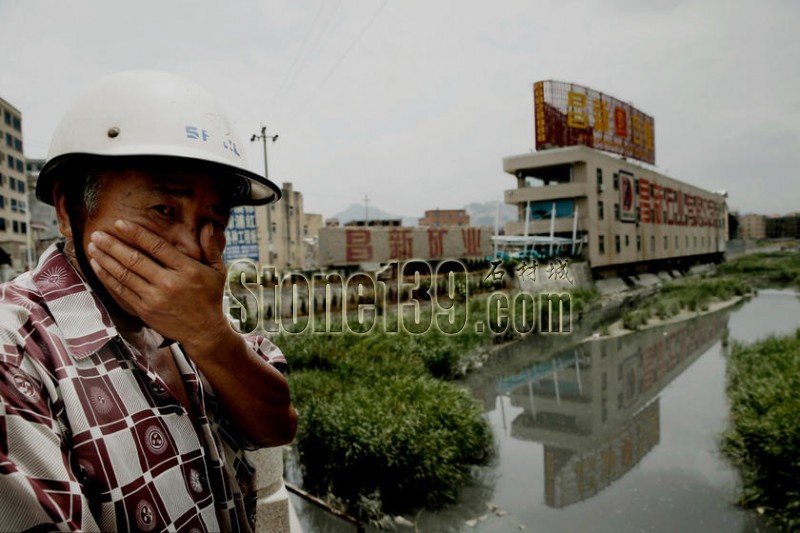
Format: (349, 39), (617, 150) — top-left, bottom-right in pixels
(2, 0), (797, 218)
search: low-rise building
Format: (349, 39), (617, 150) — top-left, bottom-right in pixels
(26, 158), (61, 259)
(418, 209), (469, 227)
(738, 214), (766, 240)
(765, 213), (800, 240)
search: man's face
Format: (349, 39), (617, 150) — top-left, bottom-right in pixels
(66, 169), (231, 316)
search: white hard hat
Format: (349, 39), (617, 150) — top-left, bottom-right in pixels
(36, 70), (281, 206)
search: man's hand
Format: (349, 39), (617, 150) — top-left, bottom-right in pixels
(87, 219), (230, 349)
(87, 218), (297, 446)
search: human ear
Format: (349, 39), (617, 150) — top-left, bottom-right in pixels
(52, 182), (74, 239)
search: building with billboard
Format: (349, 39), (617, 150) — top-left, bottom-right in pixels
(0, 98), (29, 273)
(223, 181), (322, 272)
(503, 81), (727, 274)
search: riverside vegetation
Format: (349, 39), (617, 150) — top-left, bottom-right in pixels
(716, 250), (800, 529)
(242, 251), (800, 525)
(266, 278), (599, 524)
(722, 329), (800, 530)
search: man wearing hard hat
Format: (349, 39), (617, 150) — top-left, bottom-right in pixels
(0, 71), (297, 531)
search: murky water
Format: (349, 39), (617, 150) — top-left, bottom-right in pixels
(291, 289), (800, 532)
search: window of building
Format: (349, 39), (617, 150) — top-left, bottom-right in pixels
(4, 133), (11, 147)
(651, 235), (655, 252)
(10, 199), (17, 212)
(596, 169), (603, 191)
(12, 117), (20, 131)
(636, 235), (641, 251)
(9, 177), (15, 190)
(271, 222), (277, 233)
(14, 138), (21, 152)
(0, 218), (5, 231)
(17, 180), (24, 193)
(20, 221), (26, 233)
(615, 235), (620, 253)
(19, 200), (25, 213)
(303, 225), (308, 236)
(597, 201), (604, 220)
(675, 235), (679, 249)
(664, 235), (668, 250)
(634, 179), (639, 194)
(0, 196), (4, 209)
(288, 206), (294, 217)
(6, 155), (12, 169)
(3, 111), (10, 125)
(598, 235), (605, 255)
(613, 173), (619, 190)
(625, 235), (630, 247)
(528, 199), (574, 220)
(12, 220), (18, 233)
(614, 203), (620, 221)
(15, 160), (22, 172)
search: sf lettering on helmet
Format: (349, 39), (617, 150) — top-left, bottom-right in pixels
(184, 126), (210, 141)
(36, 70), (281, 207)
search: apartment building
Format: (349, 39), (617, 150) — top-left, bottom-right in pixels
(0, 98), (30, 271)
(738, 214), (766, 240)
(503, 145), (728, 273)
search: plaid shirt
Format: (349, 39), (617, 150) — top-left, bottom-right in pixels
(0, 243), (286, 532)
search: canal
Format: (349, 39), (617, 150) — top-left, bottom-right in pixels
(291, 289), (800, 532)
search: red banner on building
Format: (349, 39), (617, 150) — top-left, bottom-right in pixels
(534, 80), (655, 165)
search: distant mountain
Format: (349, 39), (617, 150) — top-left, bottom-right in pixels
(465, 201), (517, 228)
(331, 203), (418, 227)
(329, 201), (516, 229)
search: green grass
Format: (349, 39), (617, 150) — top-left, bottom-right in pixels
(721, 329), (800, 529)
(290, 368), (493, 522)
(718, 252), (800, 287)
(273, 285), (599, 522)
(621, 277), (751, 331)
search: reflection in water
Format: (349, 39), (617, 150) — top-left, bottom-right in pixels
(499, 311), (728, 508)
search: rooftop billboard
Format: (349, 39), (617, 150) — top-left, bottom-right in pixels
(534, 80), (655, 165)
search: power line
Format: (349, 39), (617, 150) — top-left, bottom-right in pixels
(277, 0), (343, 104)
(289, 0), (390, 121)
(275, 0), (329, 100)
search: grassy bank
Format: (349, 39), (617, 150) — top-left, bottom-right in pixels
(718, 251), (800, 287)
(274, 285), (599, 523)
(277, 327), (494, 523)
(721, 329), (800, 530)
(620, 277), (751, 331)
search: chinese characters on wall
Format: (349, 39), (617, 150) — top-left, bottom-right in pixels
(534, 80), (656, 165)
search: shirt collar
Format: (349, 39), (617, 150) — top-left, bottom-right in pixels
(31, 242), (119, 359)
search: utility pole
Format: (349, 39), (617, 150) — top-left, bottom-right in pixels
(251, 126), (279, 263)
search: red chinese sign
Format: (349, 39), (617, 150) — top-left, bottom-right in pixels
(534, 80), (655, 165)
